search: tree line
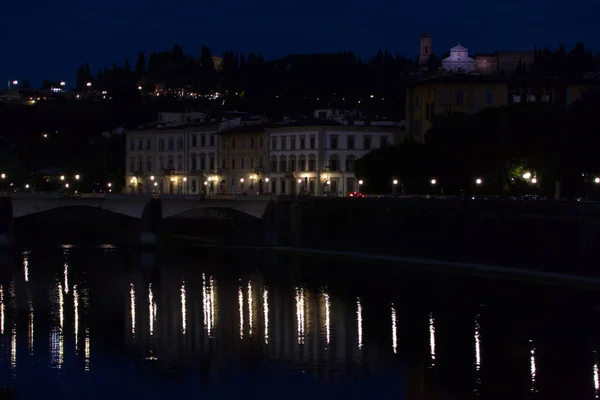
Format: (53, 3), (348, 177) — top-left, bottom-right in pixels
(73, 41), (600, 119)
(356, 89), (600, 199)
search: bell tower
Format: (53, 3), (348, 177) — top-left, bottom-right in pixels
(419, 34), (432, 67)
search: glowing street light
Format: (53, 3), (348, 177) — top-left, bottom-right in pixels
(75, 174), (80, 180)
(531, 178), (538, 184)
(204, 181), (208, 186)
(60, 81), (66, 86)
(107, 182), (112, 187)
(86, 82), (92, 87)
(42, 133), (48, 138)
(65, 183), (69, 188)
(522, 172), (531, 180)
(60, 175), (65, 181)
(475, 178), (482, 185)
(183, 177), (187, 182)
(138, 86), (142, 90)
(0, 173), (5, 179)
(431, 179), (437, 185)
(326, 180), (331, 185)
(358, 179), (364, 185)
(595, 177), (600, 184)
(297, 179), (302, 183)
(12, 80), (18, 86)
(153, 182), (158, 187)
(265, 178), (270, 182)
(393, 179), (398, 185)
(25, 184), (29, 189)
(240, 178), (244, 183)
(150, 176), (155, 180)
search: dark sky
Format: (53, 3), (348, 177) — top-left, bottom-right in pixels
(3, 0), (599, 87)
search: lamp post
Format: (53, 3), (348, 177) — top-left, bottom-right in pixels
(358, 179), (364, 194)
(392, 179), (398, 196)
(265, 177), (270, 195)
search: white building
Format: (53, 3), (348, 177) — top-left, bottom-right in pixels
(441, 44), (477, 73)
(157, 110), (211, 125)
(125, 125), (220, 195)
(266, 125), (399, 196)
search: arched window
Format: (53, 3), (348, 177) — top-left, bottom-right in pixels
(137, 156), (143, 172)
(146, 156), (152, 172)
(345, 155), (356, 172)
(159, 155), (165, 170)
(177, 155), (183, 170)
(298, 154), (307, 172)
(200, 153), (206, 170)
(191, 153), (197, 170)
(328, 155), (339, 171)
(308, 155), (316, 172)
(167, 155), (174, 170)
(279, 155), (287, 173)
(208, 153), (215, 170)
(270, 155), (277, 173)
(289, 155), (297, 172)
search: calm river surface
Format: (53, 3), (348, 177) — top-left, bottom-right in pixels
(0, 246), (598, 399)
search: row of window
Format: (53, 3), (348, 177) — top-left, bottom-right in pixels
(416, 90), (495, 107)
(267, 155), (355, 173)
(222, 136), (264, 150)
(221, 157), (265, 170)
(131, 133), (391, 153)
(129, 135), (217, 152)
(270, 135), (388, 151)
(129, 154), (216, 173)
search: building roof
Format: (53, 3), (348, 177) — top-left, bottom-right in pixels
(451, 44), (468, 52)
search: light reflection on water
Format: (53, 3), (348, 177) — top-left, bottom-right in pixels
(0, 248), (598, 399)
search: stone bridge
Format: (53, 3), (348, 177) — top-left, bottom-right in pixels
(0, 194), (271, 247)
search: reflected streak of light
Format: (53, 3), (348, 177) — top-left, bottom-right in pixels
(324, 292), (331, 346)
(357, 297), (363, 350)
(84, 328), (90, 372)
(263, 289), (269, 344)
(181, 280), (187, 335)
(23, 253), (29, 282)
(10, 325), (16, 370)
(74, 285), (79, 349)
(391, 304), (397, 354)
(248, 281), (253, 336)
(63, 256), (69, 294)
(296, 288), (305, 345)
(474, 314), (481, 370)
(28, 301), (34, 352)
(58, 327), (64, 368)
(209, 277), (215, 334)
(429, 313), (436, 365)
(149, 284), (155, 336)
(202, 275), (215, 336)
(58, 282), (64, 330)
(530, 340), (537, 393)
(130, 283), (136, 335)
(594, 360), (599, 398)
(238, 285), (244, 339)
(1, 285), (4, 335)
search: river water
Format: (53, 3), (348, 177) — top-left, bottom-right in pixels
(0, 246), (598, 399)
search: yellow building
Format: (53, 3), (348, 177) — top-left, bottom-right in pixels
(405, 76), (508, 142)
(218, 126), (269, 194)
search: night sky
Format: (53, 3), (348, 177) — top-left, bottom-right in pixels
(3, 0), (599, 87)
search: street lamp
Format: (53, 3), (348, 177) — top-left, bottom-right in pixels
(65, 183), (69, 188)
(595, 177), (600, 184)
(12, 80), (18, 86)
(240, 178), (244, 183)
(75, 174), (80, 180)
(531, 178), (538, 184)
(107, 183), (112, 188)
(430, 179), (437, 185)
(25, 184), (29, 189)
(60, 175), (65, 181)
(393, 179), (398, 185)
(60, 81), (66, 87)
(150, 176), (155, 181)
(0, 174), (5, 179)
(86, 82), (92, 87)
(475, 178), (482, 185)
(522, 172), (531, 180)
